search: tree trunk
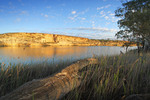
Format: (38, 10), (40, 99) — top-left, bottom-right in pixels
(137, 41), (140, 53)
(144, 39), (150, 52)
(0, 58), (99, 100)
(142, 39), (145, 49)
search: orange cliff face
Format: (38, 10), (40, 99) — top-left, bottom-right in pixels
(0, 32), (93, 46)
(0, 32), (135, 47)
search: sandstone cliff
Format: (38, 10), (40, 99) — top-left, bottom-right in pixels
(0, 32), (134, 47)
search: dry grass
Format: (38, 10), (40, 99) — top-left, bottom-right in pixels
(63, 51), (150, 100)
(0, 50), (150, 100)
(0, 59), (73, 97)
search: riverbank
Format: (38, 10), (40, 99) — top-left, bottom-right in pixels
(0, 59), (74, 97)
(0, 50), (150, 100)
(0, 32), (136, 47)
(62, 51), (150, 100)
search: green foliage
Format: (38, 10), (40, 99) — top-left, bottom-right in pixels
(115, 0), (150, 47)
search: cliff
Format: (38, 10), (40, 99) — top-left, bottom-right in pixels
(0, 32), (134, 47)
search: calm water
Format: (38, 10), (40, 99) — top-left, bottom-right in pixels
(0, 46), (136, 66)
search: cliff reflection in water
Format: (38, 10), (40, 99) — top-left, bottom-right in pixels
(0, 46), (135, 66)
(0, 46), (86, 58)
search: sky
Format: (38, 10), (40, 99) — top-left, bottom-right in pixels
(0, 0), (123, 39)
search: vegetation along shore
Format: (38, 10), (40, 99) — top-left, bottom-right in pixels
(0, 0), (150, 100)
(0, 50), (150, 100)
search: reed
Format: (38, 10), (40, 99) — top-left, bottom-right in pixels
(0, 59), (73, 97)
(0, 51), (150, 100)
(63, 51), (150, 100)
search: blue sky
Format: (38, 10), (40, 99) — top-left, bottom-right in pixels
(0, 0), (122, 39)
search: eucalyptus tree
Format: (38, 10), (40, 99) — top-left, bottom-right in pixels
(115, 0), (150, 50)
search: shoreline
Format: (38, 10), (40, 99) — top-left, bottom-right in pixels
(0, 32), (136, 47)
(0, 51), (150, 100)
(0, 50), (150, 100)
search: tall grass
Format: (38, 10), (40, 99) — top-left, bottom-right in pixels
(63, 51), (150, 100)
(0, 51), (150, 99)
(0, 59), (73, 97)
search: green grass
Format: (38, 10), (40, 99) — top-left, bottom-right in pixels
(0, 59), (73, 97)
(0, 50), (150, 100)
(62, 51), (150, 100)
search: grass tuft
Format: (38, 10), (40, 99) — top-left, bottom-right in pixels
(62, 51), (150, 100)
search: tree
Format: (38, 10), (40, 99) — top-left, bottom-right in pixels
(115, 0), (150, 51)
(122, 41), (133, 52)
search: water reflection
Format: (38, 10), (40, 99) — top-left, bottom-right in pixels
(0, 46), (87, 58)
(0, 46), (135, 66)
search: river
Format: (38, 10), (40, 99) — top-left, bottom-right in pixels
(0, 46), (136, 66)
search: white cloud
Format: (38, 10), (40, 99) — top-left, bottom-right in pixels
(71, 11), (76, 14)
(79, 8), (89, 14)
(112, 16), (115, 19)
(107, 11), (111, 13)
(109, 13), (115, 16)
(41, 13), (49, 18)
(105, 4), (111, 8)
(105, 16), (109, 20)
(68, 9), (89, 22)
(68, 17), (74, 20)
(66, 27), (118, 33)
(100, 10), (104, 14)
(98, 10), (119, 23)
(92, 21), (95, 27)
(68, 14), (78, 20)
(64, 27), (118, 39)
(100, 14), (106, 17)
(81, 18), (86, 20)
(106, 22), (110, 25)
(97, 7), (104, 10)
(44, 14), (48, 18)
(20, 10), (27, 14)
(97, 4), (111, 10)
(15, 18), (21, 22)
(46, 27), (118, 39)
